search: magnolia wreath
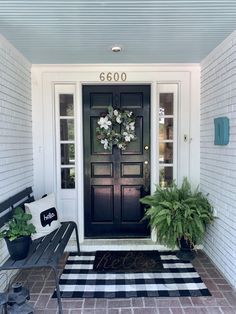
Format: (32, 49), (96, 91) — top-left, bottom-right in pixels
(96, 106), (136, 150)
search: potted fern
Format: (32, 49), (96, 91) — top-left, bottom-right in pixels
(140, 178), (214, 260)
(0, 207), (36, 260)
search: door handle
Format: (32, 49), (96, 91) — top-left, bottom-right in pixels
(143, 161), (150, 192)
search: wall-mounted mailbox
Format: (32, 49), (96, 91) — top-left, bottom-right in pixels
(214, 117), (229, 145)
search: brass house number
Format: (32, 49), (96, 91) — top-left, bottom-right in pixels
(99, 72), (127, 82)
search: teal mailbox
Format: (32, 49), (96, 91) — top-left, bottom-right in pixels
(214, 117), (229, 145)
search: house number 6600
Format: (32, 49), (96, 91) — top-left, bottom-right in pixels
(99, 72), (127, 82)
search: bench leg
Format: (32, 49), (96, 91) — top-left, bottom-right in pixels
(74, 224), (80, 255)
(52, 267), (63, 314)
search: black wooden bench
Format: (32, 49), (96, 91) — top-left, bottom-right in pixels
(0, 187), (80, 314)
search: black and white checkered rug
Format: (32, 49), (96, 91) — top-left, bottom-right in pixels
(52, 251), (211, 298)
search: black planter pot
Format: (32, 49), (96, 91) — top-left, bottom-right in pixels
(179, 237), (194, 251)
(176, 237), (196, 261)
(5, 235), (31, 260)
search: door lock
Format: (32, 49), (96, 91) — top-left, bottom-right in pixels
(144, 160), (149, 165)
(144, 145), (149, 150)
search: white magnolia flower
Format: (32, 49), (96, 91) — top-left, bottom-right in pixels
(125, 122), (135, 131)
(128, 111), (133, 117)
(129, 122), (135, 130)
(98, 116), (112, 130)
(123, 132), (134, 142)
(113, 110), (119, 116)
(118, 143), (126, 150)
(101, 138), (109, 149)
(116, 115), (122, 124)
(125, 134), (135, 142)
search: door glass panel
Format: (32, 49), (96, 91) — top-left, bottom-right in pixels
(160, 93), (173, 115)
(159, 166), (173, 187)
(60, 119), (74, 141)
(159, 143), (173, 164)
(61, 168), (75, 189)
(61, 144), (75, 165)
(159, 118), (173, 140)
(60, 94), (74, 116)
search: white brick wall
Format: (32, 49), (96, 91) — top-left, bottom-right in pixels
(0, 34), (32, 291)
(201, 31), (236, 288)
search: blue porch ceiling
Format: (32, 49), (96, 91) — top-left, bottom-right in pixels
(0, 0), (236, 64)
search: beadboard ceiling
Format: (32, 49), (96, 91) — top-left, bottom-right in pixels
(0, 0), (236, 64)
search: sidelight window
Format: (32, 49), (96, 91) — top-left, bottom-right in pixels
(158, 85), (177, 187)
(58, 92), (76, 189)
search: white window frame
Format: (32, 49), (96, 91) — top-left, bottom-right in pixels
(54, 84), (78, 221)
(157, 84), (178, 185)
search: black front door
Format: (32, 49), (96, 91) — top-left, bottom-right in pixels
(83, 85), (150, 238)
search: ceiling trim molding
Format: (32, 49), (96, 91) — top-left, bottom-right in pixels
(32, 63), (200, 69)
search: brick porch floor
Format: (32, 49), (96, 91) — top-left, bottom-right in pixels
(14, 250), (236, 314)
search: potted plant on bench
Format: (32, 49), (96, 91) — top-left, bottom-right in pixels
(140, 177), (214, 260)
(0, 207), (36, 260)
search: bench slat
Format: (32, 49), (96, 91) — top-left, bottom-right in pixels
(0, 187), (33, 228)
(53, 222), (76, 259)
(38, 223), (70, 264)
(13, 196), (35, 210)
(0, 187), (33, 213)
(0, 212), (13, 229)
(9, 187), (33, 206)
(25, 225), (70, 267)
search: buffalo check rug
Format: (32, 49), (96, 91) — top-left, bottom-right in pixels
(52, 251), (211, 298)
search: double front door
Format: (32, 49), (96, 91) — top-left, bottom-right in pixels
(83, 85), (150, 238)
